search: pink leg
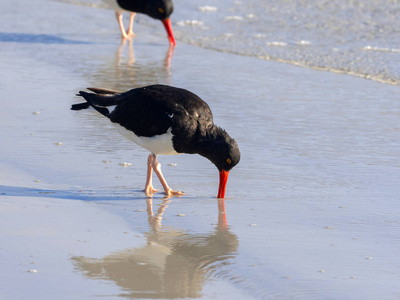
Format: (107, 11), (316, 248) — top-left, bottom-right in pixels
(126, 12), (136, 38)
(115, 11), (132, 40)
(151, 154), (184, 197)
(144, 154), (158, 197)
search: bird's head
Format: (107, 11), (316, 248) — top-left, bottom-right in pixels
(212, 138), (240, 173)
(150, 0), (174, 20)
(147, 0), (176, 45)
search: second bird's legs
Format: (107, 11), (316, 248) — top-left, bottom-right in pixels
(115, 12), (136, 39)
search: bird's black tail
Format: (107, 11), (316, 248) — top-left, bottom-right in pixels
(71, 88), (124, 117)
(70, 102), (90, 110)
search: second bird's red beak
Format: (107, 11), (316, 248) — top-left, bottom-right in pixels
(162, 18), (176, 46)
(217, 170), (229, 198)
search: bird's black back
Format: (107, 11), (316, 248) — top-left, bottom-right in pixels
(116, 0), (174, 20)
(108, 85), (214, 141)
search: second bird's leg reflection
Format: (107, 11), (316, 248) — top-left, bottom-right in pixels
(106, 39), (173, 91)
(116, 38), (135, 66)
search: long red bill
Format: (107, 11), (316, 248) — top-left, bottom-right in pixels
(162, 18), (176, 46)
(217, 170), (229, 198)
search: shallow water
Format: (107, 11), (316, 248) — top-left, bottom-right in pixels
(152, 0), (400, 84)
(57, 0), (400, 84)
(1, 0), (400, 299)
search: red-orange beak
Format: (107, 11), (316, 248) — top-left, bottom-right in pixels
(162, 18), (176, 46)
(217, 170), (229, 198)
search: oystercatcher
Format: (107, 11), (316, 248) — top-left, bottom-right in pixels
(72, 85), (240, 198)
(103, 0), (176, 45)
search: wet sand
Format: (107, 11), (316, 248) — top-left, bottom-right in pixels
(1, 0), (400, 299)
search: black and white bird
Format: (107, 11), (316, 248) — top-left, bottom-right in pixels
(72, 85), (240, 198)
(103, 0), (176, 45)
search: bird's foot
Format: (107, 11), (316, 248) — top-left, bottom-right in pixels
(121, 30), (135, 40)
(164, 188), (185, 197)
(126, 30), (135, 39)
(144, 186), (158, 197)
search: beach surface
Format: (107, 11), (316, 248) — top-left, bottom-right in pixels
(1, 0), (400, 299)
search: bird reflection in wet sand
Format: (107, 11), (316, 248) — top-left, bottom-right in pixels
(116, 39), (136, 66)
(71, 199), (238, 298)
(89, 41), (174, 92)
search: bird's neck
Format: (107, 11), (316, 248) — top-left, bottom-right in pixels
(191, 126), (227, 163)
(172, 124), (223, 156)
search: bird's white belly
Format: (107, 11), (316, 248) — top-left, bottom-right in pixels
(113, 123), (179, 155)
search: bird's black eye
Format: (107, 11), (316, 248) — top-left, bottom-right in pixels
(158, 7), (164, 13)
(226, 158), (232, 165)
